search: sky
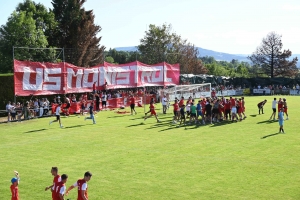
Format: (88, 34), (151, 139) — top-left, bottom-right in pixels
(1, 0), (300, 55)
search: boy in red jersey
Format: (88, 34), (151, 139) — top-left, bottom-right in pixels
(224, 99), (231, 120)
(10, 171), (20, 200)
(172, 99), (180, 123)
(129, 95), (137, 115)
(144, 101), (160, 122)
(66, 171), (92, 200)
(45, 167), (61, 200)
(53, 174), (68, 200)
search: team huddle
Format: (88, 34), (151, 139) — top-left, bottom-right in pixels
(171, 96), (247, 126)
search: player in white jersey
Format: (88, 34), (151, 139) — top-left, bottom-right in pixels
(49, 103), (63, 128)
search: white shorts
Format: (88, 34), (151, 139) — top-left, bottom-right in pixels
(231, 107), (237, 114)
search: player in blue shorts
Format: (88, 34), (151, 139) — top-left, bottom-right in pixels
(278, 107), (284, 133)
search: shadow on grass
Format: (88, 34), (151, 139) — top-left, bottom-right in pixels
(250, 114), (257, 117)
(261, 132), (282, 139)
(129, 115), (172, 121)
(126, 122), (145, 127)
(24, 128), (46, 133)
(107, 115), (129, 118)
(64, 124), (87, 129)
(144, 121), (173, 129)
(257, 120), (277, 124)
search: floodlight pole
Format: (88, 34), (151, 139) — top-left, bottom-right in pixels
(13, 46), (16, 104)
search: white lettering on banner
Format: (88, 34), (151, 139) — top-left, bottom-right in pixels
(23, 67), (43, 91)
(99, 66), (135, 86)
(140, 66), (164, 83)
(67, 68), (83, 89)
(164, 66), (172, 82)
(43, 68), (61, 90)
(151, 66), (163, 82)
(115, 67), (130, 85)
(141, 70), (152, 83)
(83, 68), (98, 88)
(99, 67), (112, 86)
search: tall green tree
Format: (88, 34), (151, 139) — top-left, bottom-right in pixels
(248, 32), (298, 78)
(138, 24), (207, 74)
(50, 0), (105, 67)
(0, 0), (59, 73)
(0, 11), (48, 72)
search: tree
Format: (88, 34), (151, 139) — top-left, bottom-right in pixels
(248, 32), (298, 78)
(50, 0), (105, 67)
(0, 11), (48, 72)
(138, 24), (207, 74)
(105, 56), (114, 63)
(0, 0), (60, 73)
(16, 0), (57, 42)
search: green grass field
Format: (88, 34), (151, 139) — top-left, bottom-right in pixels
(0, 96), (299, 200)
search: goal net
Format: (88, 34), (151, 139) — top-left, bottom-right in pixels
(160, 83), (211, 101)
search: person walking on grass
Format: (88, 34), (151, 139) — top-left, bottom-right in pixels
(49, 103), (63, 128)
(278, 107), (285, 133)
(66, 171), (92, 200)
(45, 167), (61, 200)
(130, 95), (137, 115)
(85, 102), (96, 124)
(257, 99), (267, 114)
(144, 101), (160, 123)
(269, 98), (277, 121)
(162, 95), (168, 114)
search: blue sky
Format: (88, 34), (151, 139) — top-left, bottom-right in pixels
(1, 0), (300, 54)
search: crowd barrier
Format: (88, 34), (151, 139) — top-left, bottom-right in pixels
(51, 95), (155, 114)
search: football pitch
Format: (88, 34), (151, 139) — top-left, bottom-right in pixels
(0, 96), (299, 200)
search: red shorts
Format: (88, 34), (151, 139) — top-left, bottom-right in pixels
(284, 108), (287, 113)
(151, 110), (156, 115)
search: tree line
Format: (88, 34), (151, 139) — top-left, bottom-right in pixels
(0, 0), (298, 78)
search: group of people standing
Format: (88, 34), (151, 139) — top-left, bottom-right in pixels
(171, 96), (247, 126)
(10, 167), (92, 200)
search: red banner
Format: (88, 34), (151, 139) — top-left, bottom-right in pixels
(14, 60), (180, 96)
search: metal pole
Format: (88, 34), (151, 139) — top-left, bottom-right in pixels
(143, 87), (146, 114)
(13, 46), (16, 104)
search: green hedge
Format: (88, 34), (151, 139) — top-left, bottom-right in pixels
(0, 75), (14, 111)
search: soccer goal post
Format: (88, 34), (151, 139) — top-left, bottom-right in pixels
(160, 83), (211, 101)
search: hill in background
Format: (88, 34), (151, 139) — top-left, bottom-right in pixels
(114, 46), (299, 67)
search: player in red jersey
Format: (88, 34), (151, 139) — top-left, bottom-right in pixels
(201, 98), (206, 115)
(144, 101), (160, 122)
(241, 96), (246, 119)
(53, 174), (68, 200)
(229, 96), (237, 121)
(66, 171), (92, 200)
(45, 167), (61, 200)
(224, 98), (231, 120)
(10, 171), (20, 200)
(173, 99), (180, 123)
(237, 99), (243, 121)
(179, 97), (184, 107)
(129, 95), (137, 115)
(282, 98), (289, 120)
